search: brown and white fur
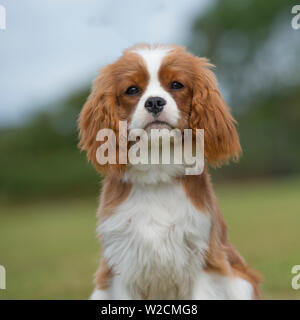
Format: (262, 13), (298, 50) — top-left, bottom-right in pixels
(78, 44), (261, 300)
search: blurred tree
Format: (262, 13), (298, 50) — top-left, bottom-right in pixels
(190, 0), (300, 178)
(1, 0), (299, 200)
(0, 89), (101, 201)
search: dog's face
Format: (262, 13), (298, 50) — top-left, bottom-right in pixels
(120, 46), (190, 132)
(78, 44), (241, 174)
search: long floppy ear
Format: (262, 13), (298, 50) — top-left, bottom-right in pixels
(78, 66), (123, 175)
(190, 58), (241, 166)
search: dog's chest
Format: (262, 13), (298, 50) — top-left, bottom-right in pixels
(99, 182), (211, 299)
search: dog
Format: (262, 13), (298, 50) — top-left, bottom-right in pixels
(78, 44), (261, 300)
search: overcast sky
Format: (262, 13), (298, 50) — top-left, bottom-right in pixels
(0, 0), (209, 126)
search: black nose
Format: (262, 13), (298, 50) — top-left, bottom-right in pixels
(144, 97), (166, 115)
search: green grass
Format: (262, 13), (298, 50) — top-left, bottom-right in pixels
(1, 177), (300, 299)
(0, 199), (99, 300)
(216, 177), (300, 300)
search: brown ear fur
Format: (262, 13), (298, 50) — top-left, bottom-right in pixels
(191, 58), (241, 166)
(78, 66), (124, 175)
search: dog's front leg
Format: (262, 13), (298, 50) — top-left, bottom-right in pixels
(90, 275), (132, 300)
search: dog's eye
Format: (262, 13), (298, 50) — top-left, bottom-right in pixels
(170, 81), (184, 90)
(125, 86), (140, 96)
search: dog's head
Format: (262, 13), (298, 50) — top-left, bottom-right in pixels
(78, 44), (241, 174)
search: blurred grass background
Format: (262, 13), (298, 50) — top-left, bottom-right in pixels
(1, 0), (300, 299)
(1, 177), (300, 299)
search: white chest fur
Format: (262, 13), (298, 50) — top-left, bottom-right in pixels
(98, 182), (211, 299)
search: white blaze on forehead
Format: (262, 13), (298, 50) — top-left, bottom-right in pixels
(129, 47), (180, 130)
(132, 47), (170, 83)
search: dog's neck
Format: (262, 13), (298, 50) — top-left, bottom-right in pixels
(122, 163), (186, 185)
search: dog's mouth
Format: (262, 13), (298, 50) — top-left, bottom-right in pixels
(144, 120), (172, 132)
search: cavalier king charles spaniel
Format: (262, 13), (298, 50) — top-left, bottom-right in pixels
(78, 44), (261, 300)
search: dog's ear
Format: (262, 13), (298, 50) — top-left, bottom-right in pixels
(78, 66), (123, 174)
(190, 58), (241, 166)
